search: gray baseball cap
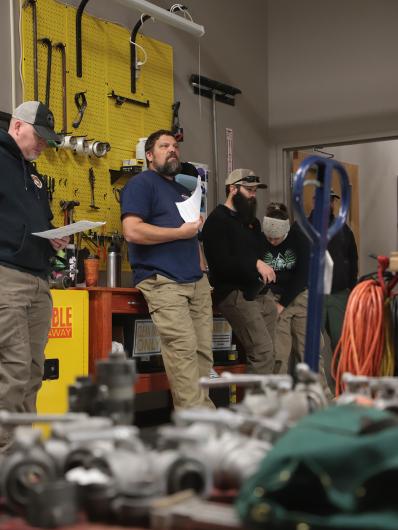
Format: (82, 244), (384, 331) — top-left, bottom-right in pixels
(12, 101), (62, 142)
(225, 168), (267, 189)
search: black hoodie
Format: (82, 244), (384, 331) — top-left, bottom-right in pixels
(263, 222), (310, 308)
(202, 204), (267, 304)
(0, 129), (55, 278)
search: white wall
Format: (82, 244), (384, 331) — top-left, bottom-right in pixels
(268, 0), (398, 136)
(267, 0), (398, 197)
(325, 141), (398, 275)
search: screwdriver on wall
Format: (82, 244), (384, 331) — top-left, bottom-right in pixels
(88, 168), (100, 210)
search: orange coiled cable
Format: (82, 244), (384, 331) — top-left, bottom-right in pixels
(332, 279), (385, 395)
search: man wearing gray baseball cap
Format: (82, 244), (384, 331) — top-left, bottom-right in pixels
(12, 100), (62, 144)
(202, 168), (278, 374)
(0, 101), (68, 452)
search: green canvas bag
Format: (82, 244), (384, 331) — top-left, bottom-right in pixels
(236, 404), (398, 530)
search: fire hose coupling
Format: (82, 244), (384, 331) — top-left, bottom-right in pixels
(199, 363), (328, 425)
(58, 136), (111, 157)
(86, 140), (111, 157)
(60, 135), (78, 149)
(336, 372), (398, 409)
(158, 418), (271, 491)
(74, 136), (86, 154)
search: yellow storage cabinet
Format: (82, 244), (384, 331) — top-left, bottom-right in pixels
(37, 290), (89, 414)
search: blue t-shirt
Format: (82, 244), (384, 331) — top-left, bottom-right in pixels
(121, 170), (202, 286)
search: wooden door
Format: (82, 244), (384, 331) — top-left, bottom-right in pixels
(291, 150), (360, 252)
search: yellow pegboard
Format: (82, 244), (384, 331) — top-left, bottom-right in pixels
(21, 0), (174, 267)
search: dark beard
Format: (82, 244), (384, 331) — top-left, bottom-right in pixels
(153, 155), (181, 177)
(232, 191), (257, 225)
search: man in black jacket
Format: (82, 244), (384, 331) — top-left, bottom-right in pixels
(202, 169), (277, 374)
(0, 101), (69, 451)
(309, 190), (358, 350)
(323, 190), (358, 352)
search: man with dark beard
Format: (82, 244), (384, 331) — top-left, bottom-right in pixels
(121, 130), (214, 409)
(202, 169), (277, 374)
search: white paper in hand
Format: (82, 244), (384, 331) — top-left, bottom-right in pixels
(324, 250), (334, 294)
(176, 177), (202, 222)
(32, 220), (106, 239)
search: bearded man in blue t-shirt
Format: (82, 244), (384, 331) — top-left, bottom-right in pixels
(121, 129), (214, 409)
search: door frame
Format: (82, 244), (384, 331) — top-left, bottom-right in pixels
(271, 133), (398, 207)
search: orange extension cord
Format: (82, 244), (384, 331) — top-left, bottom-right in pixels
(332, 279), (386, 396)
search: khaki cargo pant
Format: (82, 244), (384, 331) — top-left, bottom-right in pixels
(274, 290), (308, 374)
(137, 274), (215, 409)
(274, 290), (332, 399)
(0, 265), (52, 451)
(217, 290), (277, 374)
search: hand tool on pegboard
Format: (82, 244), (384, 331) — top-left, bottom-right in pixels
(72, 91), (87, 129)
(23, 0), (38, 100)
(49, 176), (55, 202)
(54, 42), (67, 134)
(171, 101), (183, 141)
(113, 187), (121, 203)
(44, 174), (55, 202)
(107, 89), (149, 108)
(38, 38), (52, 107)
(75, 0), (90, 78)
(292, 155), (350, 372)
(88, 167), (100, 210)
(130, 14), (152, 93)
(59, 200), (80, 226)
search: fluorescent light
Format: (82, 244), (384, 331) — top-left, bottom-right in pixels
(112, 0), (205, 37)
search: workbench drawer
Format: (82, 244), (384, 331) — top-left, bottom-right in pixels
(111, 293), (147, 313)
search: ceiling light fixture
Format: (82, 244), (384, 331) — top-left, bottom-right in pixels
(113, 0), (205, 37)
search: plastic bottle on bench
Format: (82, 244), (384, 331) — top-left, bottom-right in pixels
(135, 137), (147, 169)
